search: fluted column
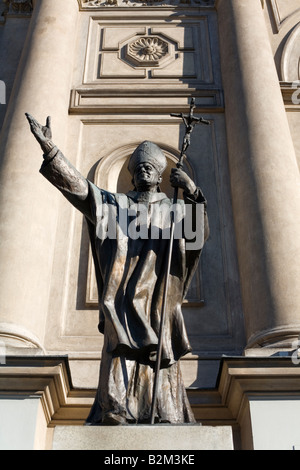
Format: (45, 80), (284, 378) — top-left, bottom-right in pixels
(0, 0), (78, 350)
(216, 0), (300, 349)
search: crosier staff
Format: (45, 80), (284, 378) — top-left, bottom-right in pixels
(150, 98), (210, 424)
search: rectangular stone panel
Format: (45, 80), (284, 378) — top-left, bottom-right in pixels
(80, 10), (218, 89)
(52, 425), (234, 450)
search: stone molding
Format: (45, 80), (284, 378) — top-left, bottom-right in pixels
(218, 357), (300, 419)
(1, 356), (299, 430)
(69, 88), (223, 114)
(0, 357), (94, 426)
(0, 322), (46, 352)
(267, 0), (300, 32)
(79, 0), (215, 8)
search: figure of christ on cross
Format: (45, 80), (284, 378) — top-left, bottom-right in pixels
(171, 97), (210, 160)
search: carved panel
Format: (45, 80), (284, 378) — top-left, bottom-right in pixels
(97, 28), (193, 79)
(70, 9), (222, 113)
(86, 22), (210, 82)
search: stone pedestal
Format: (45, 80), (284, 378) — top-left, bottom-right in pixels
(52, 425), (234, 451)
(216, 0), (300, 349)
(2, 356), (300, 450)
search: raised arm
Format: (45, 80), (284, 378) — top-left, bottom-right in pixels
(26, 113), (91, 218)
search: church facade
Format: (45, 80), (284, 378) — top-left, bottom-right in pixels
(0, 0), (300, 450)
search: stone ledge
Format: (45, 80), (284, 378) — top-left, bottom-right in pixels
(52, 424), (233, 450)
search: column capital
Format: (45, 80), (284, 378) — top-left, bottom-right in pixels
(3, 0), (33, 17)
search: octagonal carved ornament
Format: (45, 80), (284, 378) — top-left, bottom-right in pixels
(125, 36), (171, 66)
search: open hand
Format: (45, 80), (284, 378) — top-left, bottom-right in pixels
(25, 113), (53, 153)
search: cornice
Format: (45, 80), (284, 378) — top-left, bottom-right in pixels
(78, 0), (215, 9)
(0, 356), (93, 425)
(1, 356), (299, 427)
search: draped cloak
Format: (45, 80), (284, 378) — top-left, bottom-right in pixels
(40, 149), (209, 424)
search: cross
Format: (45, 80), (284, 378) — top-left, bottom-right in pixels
(170, 97), (210, 166)
(150, 98), (210, 425)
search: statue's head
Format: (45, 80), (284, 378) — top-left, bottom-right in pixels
(128, 141), (167, 192)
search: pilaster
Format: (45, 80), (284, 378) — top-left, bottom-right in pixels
(216, 0), (300, 350)
(0, 0), (79, 351)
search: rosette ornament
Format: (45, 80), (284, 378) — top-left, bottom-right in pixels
(126, 36), (170, 66)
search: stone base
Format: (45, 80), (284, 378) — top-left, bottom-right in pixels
(52, 424), (233, 450)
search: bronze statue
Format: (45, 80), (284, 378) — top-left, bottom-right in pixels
(26, 110), (209, 425)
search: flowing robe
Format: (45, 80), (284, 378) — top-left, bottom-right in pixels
(40, 149), (209, 424)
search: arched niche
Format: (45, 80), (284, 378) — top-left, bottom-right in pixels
(281, 22), (300, 81)
(85, 142), (203, 308)
(93, 142), (195, 198)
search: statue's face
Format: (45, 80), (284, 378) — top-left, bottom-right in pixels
(133, 161), (162, 192)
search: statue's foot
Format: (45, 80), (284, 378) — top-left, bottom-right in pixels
(102, 412), (126, 425)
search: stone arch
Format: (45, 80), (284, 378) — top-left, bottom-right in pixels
(86, 142), (203, 307)
(281, 21), (300, 81)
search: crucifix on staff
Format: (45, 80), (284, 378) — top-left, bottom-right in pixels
(150, 97), (210, 424)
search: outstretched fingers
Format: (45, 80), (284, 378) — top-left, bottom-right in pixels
(25, 113), (53, 140)
(25, 113), (41, 131)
